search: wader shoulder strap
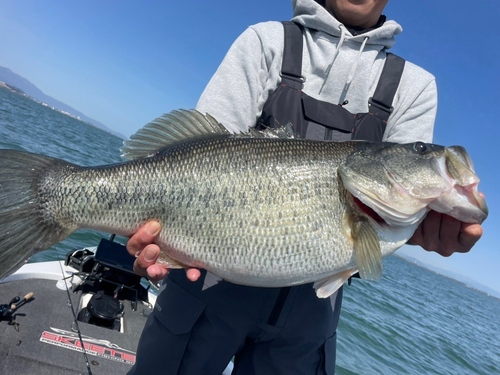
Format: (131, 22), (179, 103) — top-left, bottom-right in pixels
(280, 24), (405, 120)
(368, 53), (405, 122)
(281, 21), (304, 85)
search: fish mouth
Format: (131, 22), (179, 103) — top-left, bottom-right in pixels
(343, 146), (488, 227)
(345, 183), (429, 227)
(351, 196), (386, 223)
(427, 147), (488, 224)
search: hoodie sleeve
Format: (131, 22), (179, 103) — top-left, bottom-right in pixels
(383, 65), (438, 144)
(196, 24), (282, 134)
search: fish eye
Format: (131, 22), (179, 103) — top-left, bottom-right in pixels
(413, 142), (428, 154)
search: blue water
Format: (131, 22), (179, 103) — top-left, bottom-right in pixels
(1, 87), (499, 374)
(0, 86), (124, 260)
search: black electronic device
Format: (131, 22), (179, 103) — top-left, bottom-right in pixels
(94, 238), (136, 276)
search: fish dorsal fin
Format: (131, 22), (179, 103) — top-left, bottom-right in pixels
(120, 109), (231, 160)
(121, 109), (298, 160)
(253, 123), (297, 139)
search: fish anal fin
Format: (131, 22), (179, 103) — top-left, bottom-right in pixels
(156, 252), (187, 269)
(313, 269), (358, 298)
(352, 218), (382, 281)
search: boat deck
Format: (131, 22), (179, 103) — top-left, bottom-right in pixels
(0, 276), (152, 375)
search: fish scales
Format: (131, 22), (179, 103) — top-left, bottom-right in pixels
(0, 109), (488, 296)
(42, 136), (358, 287)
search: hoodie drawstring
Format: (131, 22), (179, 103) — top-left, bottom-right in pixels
(338, 35), (369, 105)
(318, 25), (370, 104)
(318, 24), (346, 94)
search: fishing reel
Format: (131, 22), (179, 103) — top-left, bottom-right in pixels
(0, 292), (34, 331)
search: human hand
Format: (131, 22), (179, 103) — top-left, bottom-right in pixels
(409, 211), (483, 257)
(126, 221), (201, 283)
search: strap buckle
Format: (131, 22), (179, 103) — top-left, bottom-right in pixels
(279, 71), (306, 83)
(368, 97), (393, 114)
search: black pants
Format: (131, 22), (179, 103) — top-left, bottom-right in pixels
(128, 270), (342, 375)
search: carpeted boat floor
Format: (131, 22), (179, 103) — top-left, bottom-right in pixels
(0, 277), (152, 375)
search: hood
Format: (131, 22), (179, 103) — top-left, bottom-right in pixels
(291, 0), (403, 49)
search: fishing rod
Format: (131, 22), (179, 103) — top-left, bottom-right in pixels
(57, 249), (94, 375)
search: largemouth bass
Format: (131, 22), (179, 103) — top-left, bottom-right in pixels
(0, 110), (488, 297)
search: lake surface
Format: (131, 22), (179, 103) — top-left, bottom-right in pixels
(1, 86), (499, 374)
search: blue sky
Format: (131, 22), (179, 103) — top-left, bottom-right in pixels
(1, 0), (499, 293)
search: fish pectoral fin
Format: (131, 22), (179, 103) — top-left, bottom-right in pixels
(313, 269), (358, 298)
(156, 253), (188, 269)
(352, 219), (382, 281)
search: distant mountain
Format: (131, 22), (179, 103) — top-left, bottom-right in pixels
(0, 66), (125, 139)
(397, 253), (500, 299)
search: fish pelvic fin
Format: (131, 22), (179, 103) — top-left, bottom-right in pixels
(0, 149), (76, 279)
(351, 218), (383, 281)
(120, 109), (299, 160)
(314, 269), (358, 298)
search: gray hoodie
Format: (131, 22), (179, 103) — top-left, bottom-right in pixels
(196, 0), (437, 143)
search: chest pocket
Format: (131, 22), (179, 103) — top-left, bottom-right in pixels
(258, 21), (405, 143)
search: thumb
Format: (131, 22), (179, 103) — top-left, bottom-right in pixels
(127, 221), (161, 256)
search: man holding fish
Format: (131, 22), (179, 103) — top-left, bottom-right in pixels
(127, 0), (484, 374)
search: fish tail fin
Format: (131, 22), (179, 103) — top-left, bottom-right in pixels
(0, 149), (75, 279)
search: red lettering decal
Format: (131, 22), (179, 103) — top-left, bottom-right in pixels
(60, 337), (76, 346)
(122, 353), (136, 362)
(91, 344), (106, 354)
(42, 332), (60, 341)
